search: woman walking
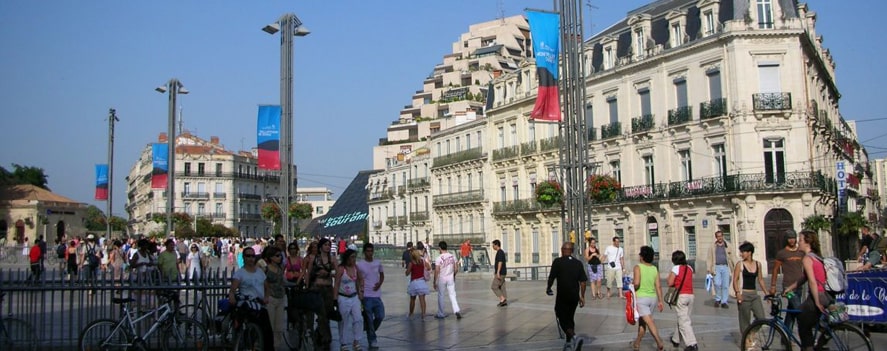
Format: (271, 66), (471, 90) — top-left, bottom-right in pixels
(305, 238), (336, 350)
(284, 242), (302, 283)
(732, 241), (767, 335)
(262, 246), (287, 350)
(784, 230), (831, 351)
(667, 250), (698, 351)
(584, 237), (604, 299)
(406, 249), (430, 320)
(185, 244), (202, 281)
(108, 240), (125, 284)
(335, 249), (364, 351)
(631, 245), (665, 351)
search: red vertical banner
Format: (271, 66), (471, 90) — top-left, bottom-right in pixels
(257, 105), (281, 170)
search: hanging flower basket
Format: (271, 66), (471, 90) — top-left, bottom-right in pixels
(261, 202), (281, 222)
(535, 180), (564, 207)
(586, 174), (621, 203)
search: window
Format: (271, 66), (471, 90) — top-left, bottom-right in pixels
(512, 176), (519, 200)
(758, 63), (781, 93)
(197, 203), (205, 215)
(500, 179), (507, 201)
(438, 178), (443, 194)
(713, 144), (727, 178)
(532, 229), (540, 263)
(763, 138), (785, 184)
(604, 47), (613, 69)
(501, 229), (508, 256)
(477, 131), (483, 149)
(610, 160), (622, 183)
(757, 0), (774, 29)
(467, 173), (473, 190)
(465, 134), (471, 149)
(468, 214), (474, 233)
(458, 215), (463, 234)
(529, 173), (537, 193)
(607, 97), (618, 123)
(498, 126), (505, 148)
(707, 70), (722, 100)
(635, 28), (645, 56)
(446, 140), (451, 154)
(514, 229), (522, 263)
(215, 182), (223, 194)
(455, 137), (461, 152)
(184, 182), (191, 194)
(674, 79), (688, 108)
(215, 163), (222, 176)
(718, 224), (732, 242)
(643, 155), (655, 185)
(551, 226), (560, 259)
(197, 163), (205, 176)
(615, 228), (624, 241)
(686, 226), (697, 260)
(436, 142), (441, 156)
(317, 206), (324, 215)
(510, 124), (517, 146)
(704, 11), (716, 35)
(184, 163), (191, 176)
(679, 150), (692, 181)
(215, 203), (222, 215)
(671, 23), (682, 47)
(447, 177), (452, 193)
(639, 89), (651, 116)
(529, 121), (536, 142)
(585, 104), (594, 136)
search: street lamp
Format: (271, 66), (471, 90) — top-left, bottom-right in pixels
(156, 79), (188, 237)
(263, 13), (309, 243)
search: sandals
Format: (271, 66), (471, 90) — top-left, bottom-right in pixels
(631, 341), (640, 350)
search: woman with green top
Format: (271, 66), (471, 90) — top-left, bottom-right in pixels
(631, 245), (665, 351)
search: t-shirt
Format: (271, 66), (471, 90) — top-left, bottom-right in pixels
(157, 251), (179, 280)
(774, 248), (806, 287)
(402, 249), (411, 265)
(604, 245), (624, 270)
(233, 268), (267, 300)
(671, 265), (694, 294)
(494, 249), (507, 276)
(435, 252), (457, 282)
(547, 255), (587, 299)
(637, 264), (659, 298)
(460, 243), (471, 258)
(357, 259), (384, 298)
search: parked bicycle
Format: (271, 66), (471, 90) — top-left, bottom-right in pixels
(177, 290), (234, 342)
(78, 290), (208, 351)
(283, 285), (323, 350)
(741, 294), (873, 351)
(230, 295), (266, 351)
(0, 291), (37, 351)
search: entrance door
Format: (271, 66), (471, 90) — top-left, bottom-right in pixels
(14, 220), (25, 244)
(647, 217), (660, 264)
(764, 209), (794, 270)
(56, 220), (66, 242)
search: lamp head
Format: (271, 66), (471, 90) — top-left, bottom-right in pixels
(178, 87), (189, 95)
(294, 26), (310, 36)
(262, 23), (280, 35)
(155, 85), (168, 93)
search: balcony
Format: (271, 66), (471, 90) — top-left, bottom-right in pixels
(540, 136), (561, 152)
(213, 192), (227, 199)
(410, 211), (429, 222)
(239, 213), (263, 221)
(590, 171), (834, 206)
(432, 147), (484, 168)
(397, 185), (406, 196)
(385, 216), (398, 227)
(600, 121), (621, 139)
(174, 171), (281, 183)
(700, 98), (728, 119)
(211, 212), (226, 219)
(492, 199), (559, 215)
(407, 177), (430, 188)
(631, 114), (655, 134)
(433, 189), (484, 206)
(667, 106), (692, 126)
(371, 220), (382, 229)
(182, 192), (210, 199)
(367, 189), (395, 202)
(753, 92), (792, 111)
(492, 145), (520, 161)
(520, 141), (537, 156)
(587, 127), (597, 141)
(237, 193), (262, 200)
(434, 233), (486, 246)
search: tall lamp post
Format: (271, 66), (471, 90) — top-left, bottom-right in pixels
(156, 79), (188, 236)
(107, 108), (119, 240)
(263, 13), (309, 242)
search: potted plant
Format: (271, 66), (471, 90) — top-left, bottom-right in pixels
(535, 180), (564, 207)
(586, 174), (622, 203)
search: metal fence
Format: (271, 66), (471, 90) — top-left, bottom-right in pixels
(0, 266), (234, 350)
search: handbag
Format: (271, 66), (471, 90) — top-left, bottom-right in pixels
(625, 289), (637, 325)
(665, 265), (687, 307)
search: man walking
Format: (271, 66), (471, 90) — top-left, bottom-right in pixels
(491, 239), (508, 307)
(27, 238), (43, 284)
(357, 243), (385, 350)
(603, 236), (625, 299)
(402, 242), (413, 268)
(770, 229), (805, 327)
(546, 241), (587, 351)
(706, 230), (734, 308)
(434, 241), (462, 319)
(460, 239), (472, 273)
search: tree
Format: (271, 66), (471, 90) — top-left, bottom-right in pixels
(84, 205), (107, 231)
(195, 217), (213, 236)
(289, 202), (314, 220)
(6, 164), (50, 190)
(801, 214), (831, 233)
(836, 211), (868, 260)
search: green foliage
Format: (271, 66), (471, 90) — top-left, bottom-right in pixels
(586, 174), (622, 203)
(210, 223), (237, 237)
(151, 212), (192, 227)
(261, 202), (281, 222)
(802, 214), (831, 233)
(837, 211), (867, 237)
(535, 180), (563, 206)
(84, 205), (107, 231)
(0, 164), (50, 189)
(289, 202), (313, 220)
(174, 223), (196, 238)
(195, 217), (212, 235)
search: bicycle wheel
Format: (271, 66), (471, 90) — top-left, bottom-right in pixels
(0, 317), (37, 351)
(741, 320), (791, 351)
(816, 323), (873, 351)
(162, 316), (208, 351)
(283, 318), (310, 351)
(233, 322), (264, 351)
(79, 319), (131, 351)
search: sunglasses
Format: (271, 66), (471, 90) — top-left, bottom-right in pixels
(243, 254), (256, 258)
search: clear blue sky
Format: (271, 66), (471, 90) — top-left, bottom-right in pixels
(0, 0), (884, 217)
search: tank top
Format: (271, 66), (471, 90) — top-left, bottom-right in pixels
(410, 261), (425, 280)
(284, 256), (301, 281)
(67, 247), (77, 265)
(265, 264), (286, 298)
(811, 256), (826, 293)
(742, 262), (758, 290)
(637, 263), (658, 298)
(338, 267), (358, 296)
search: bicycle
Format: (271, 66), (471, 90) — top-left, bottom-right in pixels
(283, 285), (322, 350)
(78, 290), (208, 351)
(178, 290), (235, 342)
(0, 292), (37, 351)
(230, 296), (266, 351)
(741, 294), (873, 351)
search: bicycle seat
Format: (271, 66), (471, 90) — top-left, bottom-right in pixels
(112, 297), (136, 304)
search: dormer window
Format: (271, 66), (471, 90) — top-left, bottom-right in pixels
(757, 0), (774, 29)
(671, 23), (682, 47)
(704, 11), (716, 35)
(635, 28), (646, 56)
(604, 47), (614, 69)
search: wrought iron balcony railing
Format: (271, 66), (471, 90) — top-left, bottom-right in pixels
(700, 98), (728, 119)
(520, 141), (537, 156)
(213, 192), (227, 199)
(397, 185), (406, 196)
(668, 106), (693, 125)
(182, 192), (210, 199)
(601, 121), (621, 139)
(587, 127), (597, 141)
(539, 136), (561, 152)
(434, 233), (486, 246)
(239, 213), (263, 220)
(433, 189), (484, 206)
(432, 147), (484, 168)
(410, 211), (429, 222)
(492, 199), (560, 215)
(492, 145), (520, 161)
(367, 189), (395, 202)
(408, 177), (430, 188)
(175, 171), (281, 183)
(385, 216), (398, 227)
(631, 114), (655, 133)
(753, 92), (792, 111)
(237, 193), (262, 200)
(371, 220), (382, 229)
(211, 212), (226, 219)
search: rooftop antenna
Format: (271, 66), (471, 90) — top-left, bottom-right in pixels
(498, 0), (505, 23)
(586, 0), (599, 37)
(177, 105), (184, 136)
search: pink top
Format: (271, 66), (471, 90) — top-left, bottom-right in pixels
(811, 257), (826, 293)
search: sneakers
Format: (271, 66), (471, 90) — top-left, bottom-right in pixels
(497, 300), (508, 307)
(684, 345), (698, 351)
(368, 341), (378, 349)
(564, 338), (584, 351)
(721, 302), (729, 309)
(434, 314), (446, 319)
(455, 312), (463, 319)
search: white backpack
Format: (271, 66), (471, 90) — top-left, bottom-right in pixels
(810, 253), (846, 294)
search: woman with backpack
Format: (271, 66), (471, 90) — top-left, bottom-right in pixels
(784, 230), (832, 351)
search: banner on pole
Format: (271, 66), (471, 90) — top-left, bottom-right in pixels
(257, 105), (281, 170)
(526, 10), (561, 122)
(152, 143), (168, 189)
(95, 164), (109, 200)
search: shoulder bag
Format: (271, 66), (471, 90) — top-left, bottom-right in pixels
(664, 265), (686, 307)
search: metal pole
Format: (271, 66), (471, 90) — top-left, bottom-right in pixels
(107, 108), (118, 240)
(279, 14), (294, 242)
(167, 80), (178, 237)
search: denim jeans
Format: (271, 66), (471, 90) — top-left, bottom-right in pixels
(362, 297), (385, 343)
(713, 264), (731, 303)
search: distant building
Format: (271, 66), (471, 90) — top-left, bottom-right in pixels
(296, 187), (336, 219)
(0, 184), (88, 245)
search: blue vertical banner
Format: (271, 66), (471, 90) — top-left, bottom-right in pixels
(257, 105), (281, 170)
(94, 164), (109, 200)
(152, 143), (168, 189)
(526, 10), (561, 122)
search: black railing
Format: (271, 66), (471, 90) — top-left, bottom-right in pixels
(520, 141), (537, 156)
(668, 106), (693, 125)
(539, 136), (561, 152)
(492, 199), (560, 215)
(753, 92), (792, 111)
(700, 97), (728, 119)
(492, 145), (520, 161)
(182, 192), (209, 199)
(410, 211), (429, 222)
(434, 233), (486, 246)
(601, 121), (621, 139)
(432, 147), (484, 168)
(212, 192), (227, 199)
(587, 127), (597, 141)
(408, 177), (430, 188)
(433, 189), (484, 206)
(174, 171), (281, 183)
(631, 114), (655, 133)
(237, 193), (262, 200)
(239, 213), (263, 220)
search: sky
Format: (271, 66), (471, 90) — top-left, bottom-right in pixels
(1, 0), (885, 218)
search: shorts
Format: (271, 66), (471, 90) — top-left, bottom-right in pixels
(407, 279), (429, 297)
(636, 296), (658, 317)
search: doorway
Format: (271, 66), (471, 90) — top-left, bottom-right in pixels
(56, 220), (66, 242)
(764, 209), (794, 270)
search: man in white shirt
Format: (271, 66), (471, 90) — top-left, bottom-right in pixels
(603, 236), (625, 299)
(434, 241), (462, 319)
(357, 243), (385, 349)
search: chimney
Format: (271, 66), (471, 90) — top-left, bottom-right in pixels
(158, 133), (168, 143)
(493, 70), (503, 78)
(210, 136), (220, 145)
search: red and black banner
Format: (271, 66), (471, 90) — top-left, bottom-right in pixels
(527, 10), (562, 121)
(257, 105), (281, 170)
(95, 164), (108, 200)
